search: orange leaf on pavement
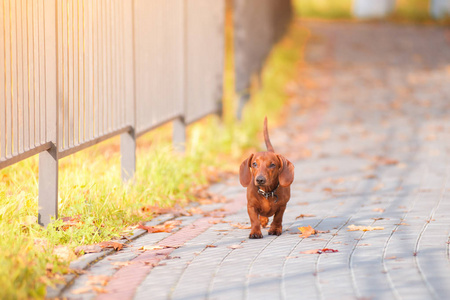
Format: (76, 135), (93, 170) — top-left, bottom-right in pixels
(347, 224), (384, 231)
(98, 241), (123, 251)
(298, 225), (316, 238)
(300, 248), (339, 254)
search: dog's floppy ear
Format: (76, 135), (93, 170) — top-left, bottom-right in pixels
(239, 154), (254, 187)
(277, 154), (294, 187)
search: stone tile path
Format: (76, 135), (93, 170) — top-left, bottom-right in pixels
(58, 21), (450, 300)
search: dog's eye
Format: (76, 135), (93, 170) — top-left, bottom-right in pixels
(252, 162), (257, 168)
(269, 163), (276, 168)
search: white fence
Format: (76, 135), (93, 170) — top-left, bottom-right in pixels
(0, 0), (293, 225)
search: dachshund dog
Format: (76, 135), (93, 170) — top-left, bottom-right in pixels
(239, 118), (295, 238)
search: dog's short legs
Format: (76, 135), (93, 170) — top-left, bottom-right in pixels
(260, 216), (269, 228)
(247, 206), (263, 239)
(268, 205), (286, 236)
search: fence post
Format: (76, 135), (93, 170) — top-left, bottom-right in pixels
(122, 0), (137, 182)
(38, 146), (58, 226)
(173, 117), (186, 152)
(38, 0), (58, 226)
(121, 129), (136, 182)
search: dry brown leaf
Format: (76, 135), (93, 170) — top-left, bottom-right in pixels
(111, 261), (135, 267)
(34, 238), (49, 252)
(71, 287), (92, 294)
(139, 245), (165, 251)
(300, 248), (338, 254)
(206, 245), (217, 248)
(98, 241), (123, 251)
(298, 225), (316, 238)
(372, 208), (385, 213)
(87, 275), (110, 286)
(295, 214), (316, 219)
(230, 223), (252, 229)
(227, 244), (243, 249)
(137, 220), (182, 233)
(189, 207), (205, 215)
(92, 286), (108, 293)
(61, 215), (83, 230)
(347, 225), (384, 231)
(53, 246), (76, 262)
(21, 215), (38, 226)
(75, 245), (103, 255)
(139, 205), (189, 217)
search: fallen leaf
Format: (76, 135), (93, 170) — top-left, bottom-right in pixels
(300, 248), (339, 254)
(230, 223), (251, 229)
(137, 220), (182, 233)
(53, 246), (76, 262)
(395, 221), (409, 226)
(139, 245), (165, 251)
(206, 245), (217, 248)
(372, 208), (385, 213)
(21, 216), (38, 226)
(98, 241), (123, 251)
(87, 275), (110, 286)
(385, 256), (397, 260)
(111, 261), (134, 267)
(295, 214), (316, 219)
(298, 225), (316, 238)
(92, 286), (108, 293)
(372, 183), (385, 191)
(72, 287), (92, 294)
(189, 207), (204, 215)
(34, 238), (49, 252)
(75, 245), (102, 255)
(322, 187), (333, 193)
(227, 244), (243, 249)
(139, 205), (189, 217)
(61, 215), (83, 230)
(347, 225), (384, 231)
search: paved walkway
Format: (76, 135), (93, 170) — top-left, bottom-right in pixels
(57, 21), (450, 300)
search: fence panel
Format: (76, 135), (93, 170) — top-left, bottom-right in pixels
(0, 0), (53, 169)
(134, 0), (185, 136)
(184, 0), (225, 124)
(56, 0), (134, 158)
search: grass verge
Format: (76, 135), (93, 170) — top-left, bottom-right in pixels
(0, 17), (309, 300)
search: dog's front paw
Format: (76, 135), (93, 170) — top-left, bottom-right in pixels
(268, 227), (282, 236)
(249, 231), (263, 239)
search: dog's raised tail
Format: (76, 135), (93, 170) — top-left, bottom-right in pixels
(264, 117), (275, 152)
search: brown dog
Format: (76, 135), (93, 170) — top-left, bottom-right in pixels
(239, 118), (294, 238)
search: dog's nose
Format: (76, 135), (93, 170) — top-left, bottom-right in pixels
(256, 176), (266, 185)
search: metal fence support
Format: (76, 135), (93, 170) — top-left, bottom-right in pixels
(121, 129), (136, 182)
(173, 117), (186, 152)
(38, 0), (58, 227)
(38, 146), (58, 226)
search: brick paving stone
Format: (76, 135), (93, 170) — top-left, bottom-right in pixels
(60, 21), (450, 300)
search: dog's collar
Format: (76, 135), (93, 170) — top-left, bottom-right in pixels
(258, 185), (279, 203)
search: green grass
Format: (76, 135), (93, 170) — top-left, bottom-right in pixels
(0, 17), (309, 299)
(293, 0), (446, 23)
(294, 0), (353, 19)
